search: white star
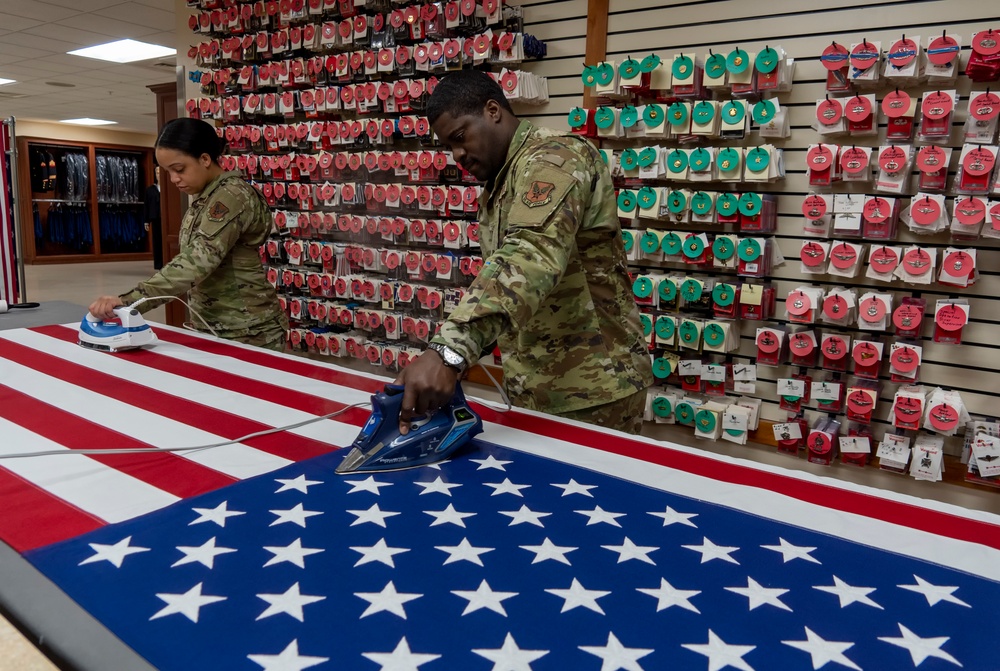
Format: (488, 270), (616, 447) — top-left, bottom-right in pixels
(452, 580), (519, 616)
(414, 476), (462, 496)
(150, 582), (226, 623)
(551, 479), (596, 497)
(344, 475), (392, 495)
(472, 633), (548, 671)
(424, 504), (477, 528)
(726, 577), (792, 611)
(248, 639), (329, 671)
(520, 538), (578, 565)
(484, 478), (531, 497)
(682, 630), (756, 671)
(263, 538), (324, 569)
(256, 582), (326, 622)
(346, 503), (401, 528)
(878, 623), (962, 667)
(435, 537), (495, 566)
(350, 538), (410, 568)
(898, 575), (970, 608)
(189, 501), (245, 528)
(471, 455), (512, 471)
(355, 581), (423, 619)
(499, 505), (551, 527)
(362, 637), (440, 671)
(579, 632), (654, 671)
(269, 503), (323, 528)
(602, 537), (659, 565)
(79, 536), (150, 568)
(172, 536), (238, 569)
(682, 537), (740, 565)
(761, 538), (820, 564)
(575, 505), (626, 527)
(636, 578), (701, 613)
(546, 578), (611, 614)
(275, 475), (322, 494)
(813, 576), (883, 609)
(647, 506), (698, 528)
(782, 627), (861, 671)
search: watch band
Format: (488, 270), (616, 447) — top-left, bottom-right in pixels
(428, 342), (467, 372)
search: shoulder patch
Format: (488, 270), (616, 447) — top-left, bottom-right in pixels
(522, 181), (557, 208)
(208, 201), (230, 220)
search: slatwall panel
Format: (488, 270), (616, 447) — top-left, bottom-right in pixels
(510, 0), (1000, 461)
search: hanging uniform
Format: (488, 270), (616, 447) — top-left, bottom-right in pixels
(432, 121), (653, 424)
(118, 172), (287, 350)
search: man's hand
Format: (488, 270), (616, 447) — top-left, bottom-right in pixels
(88, 296), (124, 321)
(394, 350), (459, 435)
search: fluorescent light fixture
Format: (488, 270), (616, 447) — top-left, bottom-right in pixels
(60, 118), (117, 126)
(0, 78), (15, 86)
(68, 39), (175, 64)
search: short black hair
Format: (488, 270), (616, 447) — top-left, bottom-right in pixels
(155, 118), (226, 162)
(426, 70), (515, 125)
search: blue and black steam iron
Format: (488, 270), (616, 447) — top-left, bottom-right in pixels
(336, 383), (483, 474)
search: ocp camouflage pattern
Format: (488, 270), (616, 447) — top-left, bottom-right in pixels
(434, 121), (653, 413)
(119, 171), (287, 349)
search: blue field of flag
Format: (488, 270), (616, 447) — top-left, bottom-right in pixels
(27, 440), (999, 670)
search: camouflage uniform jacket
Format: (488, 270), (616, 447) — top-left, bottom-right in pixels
(433, 121), (653, 413)
(119, 171), (287, 341)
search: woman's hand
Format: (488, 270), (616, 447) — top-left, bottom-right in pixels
(88, 296), (124, 321)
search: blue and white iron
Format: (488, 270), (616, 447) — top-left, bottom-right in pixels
(78, 307), (157, 352)
(336, 382), (483, 473)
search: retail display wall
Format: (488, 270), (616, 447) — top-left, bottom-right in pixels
(180, 0), (1000, 490)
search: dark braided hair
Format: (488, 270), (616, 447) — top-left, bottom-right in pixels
(426, 70), (514, 125)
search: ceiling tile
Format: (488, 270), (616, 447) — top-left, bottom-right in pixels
(0, 31), (80, 54)
(22, 23), (123, 48)
(0, 12), (44, 32)
(2, 2), (81, 22)
(93, 4), (173, 31)
(0, 43), (57, 60)
(36, 0), (124, 12)
(55, 14), (159, 40)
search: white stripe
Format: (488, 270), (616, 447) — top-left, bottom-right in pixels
(482, 420), (1000, 582)
(4, 329), (362, 449)
(151, 334), (379, 408)
(0, 345), (291, 480)
(0, 416), (178, 524)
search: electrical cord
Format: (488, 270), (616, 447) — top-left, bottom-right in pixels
(0, 402), (371, 460)
(127, 295), (220, 338)
(471, 361), (512, 413)
(0, 317), (510, 460)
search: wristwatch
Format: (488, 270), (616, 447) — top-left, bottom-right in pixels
(427, 342), (467, 373)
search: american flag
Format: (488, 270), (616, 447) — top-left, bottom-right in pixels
(3, 324), (1000, 670)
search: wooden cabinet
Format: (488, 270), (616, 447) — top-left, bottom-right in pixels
(17, 137), (154, 265)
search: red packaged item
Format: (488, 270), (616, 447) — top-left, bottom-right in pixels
(820, 333), (851, 372)
(851, 339), (883, 379)
(807, 417), (841, 466)
(774, 415), (809, 455)
(841, 424), (873, 467)
(846, 382), (879, 424)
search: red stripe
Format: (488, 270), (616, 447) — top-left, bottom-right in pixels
(37, 325), (1000, 551)
(0, 464), (102, 553)
(146, 325), (1000, 550)
(0, 382), (236, 501)
(141, 325), (387, 394)
(40, 325), (373, 429)
(472, 407), (1000, 551)
(0, 334), (337, 463)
